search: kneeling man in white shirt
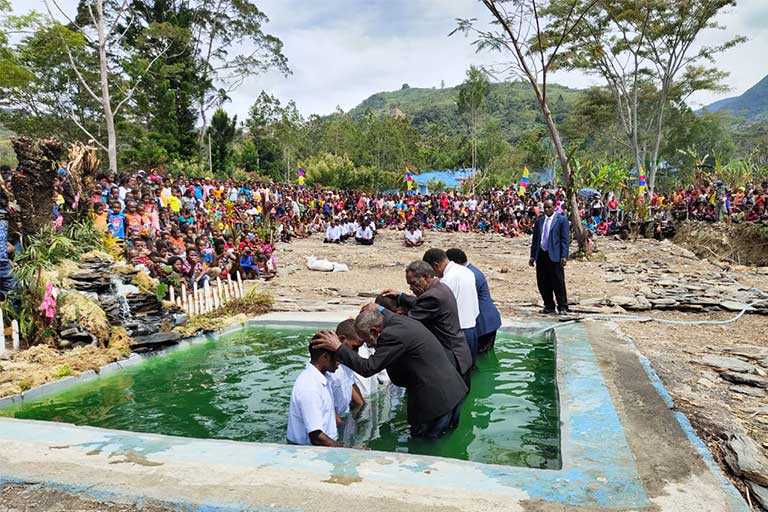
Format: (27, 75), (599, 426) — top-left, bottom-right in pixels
(286, 344), (340, 446)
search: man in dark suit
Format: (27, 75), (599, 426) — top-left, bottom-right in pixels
(381, 260), (473, 380)
(529, 199), (570, 315)
(446, 249), (502, 353)
(312, 307), (468, 439)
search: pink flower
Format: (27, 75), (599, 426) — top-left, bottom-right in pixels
(39, 283), (59, 321)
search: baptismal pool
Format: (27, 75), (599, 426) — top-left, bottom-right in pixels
(0, 325), (560, 469)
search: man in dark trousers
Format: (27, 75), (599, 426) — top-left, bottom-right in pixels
(381, 260), (473, 382)
(446, 249), (502, 353)
(529, 199), (570, 315)
(312, 307), (468, 439)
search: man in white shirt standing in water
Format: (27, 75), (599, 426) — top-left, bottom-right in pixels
(422, 248), (480, 366)
(286, 343), (340, 446)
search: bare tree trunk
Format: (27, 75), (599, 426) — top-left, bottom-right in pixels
(648, 96), (667, 194)
(539, 98), (587, 254)
(471, 110), (477, 171)
(95, 0), (118, 174)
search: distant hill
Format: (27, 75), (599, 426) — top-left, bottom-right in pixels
(704, 74), (768, 121)
(348, 81), (584, 139)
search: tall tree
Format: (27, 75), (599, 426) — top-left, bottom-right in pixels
(207, 107), (237, 174)
(552, 0), (742, 193)
(455, 0), (596, 251)
(190, 0), (289, 147)
(457, 65), (490, 171)
(121, 0), (201, 162)
(45, 0), (169, 173)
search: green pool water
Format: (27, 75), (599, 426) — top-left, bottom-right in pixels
(1, 325), (560, 468)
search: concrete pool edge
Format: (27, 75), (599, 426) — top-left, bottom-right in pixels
(605, 321), (748, 512)
(0, 314), (749, 511)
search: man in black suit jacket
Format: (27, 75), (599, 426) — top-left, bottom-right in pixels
(312, 307), (468, 439)
(382, 260), (473, 380)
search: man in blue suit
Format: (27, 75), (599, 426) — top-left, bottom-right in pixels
(446, 249), (502, 353)
(529, 199), (570, 315)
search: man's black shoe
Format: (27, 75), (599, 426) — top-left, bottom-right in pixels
(558, 308), (571, 316)
(540, 308), (556, 315)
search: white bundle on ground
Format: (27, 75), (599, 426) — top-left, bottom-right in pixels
(306, 256), (349, 272)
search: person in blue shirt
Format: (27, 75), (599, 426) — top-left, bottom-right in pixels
(107, 201), (126, 240)
(239, 247), (259, 279)
(446, 248), (502, 353)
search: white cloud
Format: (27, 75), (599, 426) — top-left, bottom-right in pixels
(10, 0), (767, 118)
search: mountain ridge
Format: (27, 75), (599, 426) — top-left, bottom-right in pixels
(703, 74), (768, 121)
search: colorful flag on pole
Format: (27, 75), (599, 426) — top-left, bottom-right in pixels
(638, 174), (647, 195)
(404, 172), (415, 192)
(518, 166), (530, 196)
(297, 168), (305, 188)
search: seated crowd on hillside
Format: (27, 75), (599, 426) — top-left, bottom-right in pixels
(75, 169), (768, 288)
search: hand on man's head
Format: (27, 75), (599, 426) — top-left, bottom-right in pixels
(311, 330), (342, 352)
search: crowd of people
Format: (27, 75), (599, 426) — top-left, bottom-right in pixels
(72, 168), (768, 294)
(290, 247), (502, 446)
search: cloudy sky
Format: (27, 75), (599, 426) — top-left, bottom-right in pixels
(12, 0), (768, 119)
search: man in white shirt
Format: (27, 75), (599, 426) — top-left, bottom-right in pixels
(329, 320), (366, 414)
(404, 223), (423, 247)
(286, 344), (340, 447)
(355, 222), (374, 246)
(324, 220), (341, 243)
(423, 248), (480, 364)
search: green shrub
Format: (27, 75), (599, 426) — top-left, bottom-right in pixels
(54, 365), (73, 378)
(18, 377), (33, 392)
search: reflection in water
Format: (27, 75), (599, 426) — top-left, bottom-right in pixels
(1, 327), (559, 468)
(365, 331), (560, 468)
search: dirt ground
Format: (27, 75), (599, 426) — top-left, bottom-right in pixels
(2, 228), (767, 510)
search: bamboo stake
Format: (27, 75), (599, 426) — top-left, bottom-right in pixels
(0, 308), (5, 355)
(192, 282), (199, 316)
(236, 271), (244, 299)
(215, 276), (224, 306)
(181, 283), (188, 311)
(222, 276), (231, 302)
(212, 284), (220, 309)
(203, 280), (211, 313)
(11, 319), (19, 351)
(169, 285), (175, 304)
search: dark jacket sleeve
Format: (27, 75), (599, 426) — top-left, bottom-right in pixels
(336, 333), (405, 378)
(559, 215), (570, 259)
(406, 293), (440, 323)
(398, 293), (417, 310)
(530, 217), (540, 260)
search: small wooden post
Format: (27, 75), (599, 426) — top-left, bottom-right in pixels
(192, 282), (199, 316)
(169, 286), (175, 304)
(236, 271), (244, 299)
(203, 280), (211, 313)
(222, 276), (231, 302)
(0, 308), (5, 355)
(11, 319), (20, 351)
(215, 276), (224, 306)
(181, 284), (188, 314)
(212, 284), (220, 309)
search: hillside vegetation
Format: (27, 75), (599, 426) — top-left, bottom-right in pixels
(349, 81), (583, 139)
